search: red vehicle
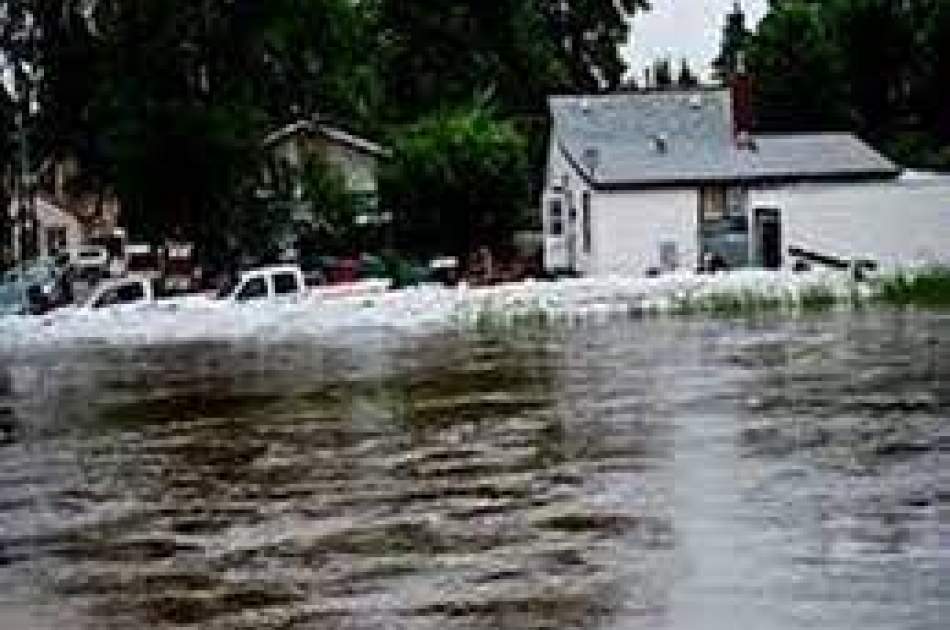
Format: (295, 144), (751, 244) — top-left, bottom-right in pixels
(125, 244), (161, 277)
(162, 242), (197, 292)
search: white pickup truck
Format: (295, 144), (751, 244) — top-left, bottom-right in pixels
(218, 265), (391, 303)
(80, 276), (206, 311)
(68, 265), (388, 313)
(83, 276), (159, 310)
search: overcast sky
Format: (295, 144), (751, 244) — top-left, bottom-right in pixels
(622, 0), (768, 82)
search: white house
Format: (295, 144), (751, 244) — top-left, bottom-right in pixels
(7, 195), (84, 262)
(5, 156), (122, 267)
(542, 88), (950, 276)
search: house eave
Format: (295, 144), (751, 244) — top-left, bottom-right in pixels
(585, 169), (902, 192)
(556, 140), (597, 188)
(263, 118), (391, 159)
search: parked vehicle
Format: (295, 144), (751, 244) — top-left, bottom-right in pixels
(78, 276), (208, 311)
(65, 245), (109, 282)
(428, 256), (460, 286)
(217, 265), (390, 303)
(0, 283), (30, 317)
(83, 276), (156, 310)
(162, 242), (198, 292)
(85, 228), (129, 278)
(0, 281), (57, 316)
(0, 258), (70, 314)
(125, 244), (161, 277)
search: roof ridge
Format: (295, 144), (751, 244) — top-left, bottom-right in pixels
(753, 131), (859, 138)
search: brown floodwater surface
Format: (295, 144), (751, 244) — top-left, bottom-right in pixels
(0, 311), (946, 629)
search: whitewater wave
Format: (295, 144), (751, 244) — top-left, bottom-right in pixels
(0, 270), (864, 352)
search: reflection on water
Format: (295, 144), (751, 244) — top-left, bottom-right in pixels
(0, 312), (946, 629)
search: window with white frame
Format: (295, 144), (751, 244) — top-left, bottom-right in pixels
(548, 198), (564, 237)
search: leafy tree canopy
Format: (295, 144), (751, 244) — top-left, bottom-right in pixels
(732, 0), (950, 170)
(381, 103), (532, 258)
(2, 0), (655, 263)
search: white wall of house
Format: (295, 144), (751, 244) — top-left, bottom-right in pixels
(749, 180), (950, 268)
(542, 142), (595, 273)
(589, 188), (699, 276)
(544, 139), (699, 277)
(272, 135), (380, 196)
(8, 197), (83, 261)
(322, 143), (379, 195)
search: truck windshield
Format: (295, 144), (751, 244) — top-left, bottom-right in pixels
(94, 282), (145, 309)
(236, 277), (268, 301)
(273, 272), (299, 295)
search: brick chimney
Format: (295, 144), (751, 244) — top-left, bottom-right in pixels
(730, 53), (755, 149)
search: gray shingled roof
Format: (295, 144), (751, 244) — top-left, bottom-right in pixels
(550, 90), (900, 188)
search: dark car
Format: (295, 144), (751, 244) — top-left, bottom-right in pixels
(0, 282), (51, 316)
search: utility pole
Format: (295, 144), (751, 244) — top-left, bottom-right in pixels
(16, 108), (28, 264)
(14, 87), (32, 311)
(8, 0), (39, 305)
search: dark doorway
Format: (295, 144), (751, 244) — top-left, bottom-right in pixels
(755, 208), (782, 269)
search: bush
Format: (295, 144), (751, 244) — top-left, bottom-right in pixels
(875, 267), (950, 307)
(381, 104), (531, 259)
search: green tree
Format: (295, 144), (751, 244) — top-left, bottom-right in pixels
(29, 0), (382, 261)
(538, 0), (653, 94)
(743, 0), (950, 169)
(713, 0), (751, 80)
(744, 2), (850, 131)
(825, 0), (915, 140)
(5, 0), (664, 266)
(296, 157), (363, 256)
(677, 58), (700, 88)
(1, 0), (46, 265)
(373, 0), (651, 122)
(381, 104), (531, 258)
(652, 58), (673, 88)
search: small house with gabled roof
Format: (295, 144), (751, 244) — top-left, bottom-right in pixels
(262, 117), (391, 224)
(542, 86), (949, 276)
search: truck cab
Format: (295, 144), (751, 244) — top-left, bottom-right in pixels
(83, 276), (156, 310)
(218, 266), (305, 303)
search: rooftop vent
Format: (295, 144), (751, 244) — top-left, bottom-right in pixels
(651, 134), (669, 155)
(582, 147), (601, 174)
(688, 94), (703, 109)
(580, 97), (592, 114)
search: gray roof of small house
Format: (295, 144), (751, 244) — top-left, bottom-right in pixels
(550, 91), (900, 188)
(263, 118), (391, 158)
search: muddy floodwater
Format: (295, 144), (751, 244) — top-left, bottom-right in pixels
(0, 311), (946, 629)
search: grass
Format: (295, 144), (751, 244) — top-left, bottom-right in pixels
(453, 267), (950, 332)
(874, 267), (950, 307)
(797, 284), (839, 311)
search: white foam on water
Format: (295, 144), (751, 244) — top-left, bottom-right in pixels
(0, 270), (861, 352)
